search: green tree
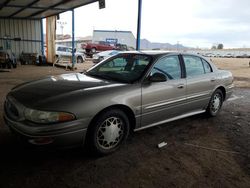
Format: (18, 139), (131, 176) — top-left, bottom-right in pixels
(211, 45), (217, 49)
(217, 43), (224, 49)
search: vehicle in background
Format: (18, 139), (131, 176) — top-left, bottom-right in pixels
(0, 50), (17, 69)
(203, 53), (216, 58)
(83, 41), (127, 57)
(236, 53), (250, 58)
(223, 53), (234, 58)
(92, 50), (120, 64)
(56, 45), (86, 63)
(115, 43), (128, 51)
(4, 51), (233, 155)
(83, 41), (116, 57)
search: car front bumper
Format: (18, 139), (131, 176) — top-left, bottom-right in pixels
(4, 113), (89, 147)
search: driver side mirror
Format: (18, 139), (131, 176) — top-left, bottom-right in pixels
(149, 72), (167, 82)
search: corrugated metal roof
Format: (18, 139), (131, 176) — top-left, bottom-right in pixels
(0, 0), (98, 19)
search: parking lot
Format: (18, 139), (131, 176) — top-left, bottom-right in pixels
(0, 60), (250, 188)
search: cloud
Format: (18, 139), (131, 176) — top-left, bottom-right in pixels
(194, 0), (250, 21)
(55, 0), (250, 48)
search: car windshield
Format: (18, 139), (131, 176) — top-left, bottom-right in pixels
(86, 54), (152, 83)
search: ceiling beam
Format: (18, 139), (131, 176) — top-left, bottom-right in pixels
(0, 0), (11, 10)
(27, 0), (71, 18)
(40, 0), (99, 19)
(4, 4), (67, 11)
(9, 0), (41, 18)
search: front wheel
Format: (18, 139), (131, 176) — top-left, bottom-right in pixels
(86, 109), (130, 155)
(206, 89), (223, 116)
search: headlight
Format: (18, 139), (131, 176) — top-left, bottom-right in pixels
(24, 108), (75, 124)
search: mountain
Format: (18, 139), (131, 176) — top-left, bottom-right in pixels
(140, 39), (188, 50)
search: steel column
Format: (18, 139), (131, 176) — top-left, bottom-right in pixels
(72, 9), (75, 67)
(136, 0), (142, 50)
(40, 19), (44, 56)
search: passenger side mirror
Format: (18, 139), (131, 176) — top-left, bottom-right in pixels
(149, 72), (167, 82)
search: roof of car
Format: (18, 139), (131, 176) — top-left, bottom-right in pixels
(118, 50), (178, 57)
(118, 50), (208, 59)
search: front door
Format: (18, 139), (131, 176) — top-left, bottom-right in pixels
(141, 55), (186, 128)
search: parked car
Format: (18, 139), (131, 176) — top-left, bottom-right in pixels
(4, 52), (233, 155)
(92, 50), (120, 64)
(84, 41), (116, 57)
(56, 45), (86, 63)
(0, 50), (17, 69)
(223, 53), (233, 58)
(236, 54), (250, 58)
(115, 43), (128, 51)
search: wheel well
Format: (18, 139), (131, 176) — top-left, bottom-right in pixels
(88, 105), (136, 132)
(216, 86), (226, 100)
(91, 47), (97, 52)
(77, 56), (83, 61)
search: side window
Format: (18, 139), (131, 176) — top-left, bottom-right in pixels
(183, 55), (205, 77)
(61, 47), (67, 52)
(100, 57), (126, 71)
(152, 55), (181, 80)
(57, 47), (63, 51)
(202, 59), (213, 73)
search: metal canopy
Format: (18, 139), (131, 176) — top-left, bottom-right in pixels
(0, 0), (98, 19)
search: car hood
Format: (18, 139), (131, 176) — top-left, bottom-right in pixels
(9, 73), (125, 108)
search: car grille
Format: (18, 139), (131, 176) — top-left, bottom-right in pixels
(4, 99), (19, 120)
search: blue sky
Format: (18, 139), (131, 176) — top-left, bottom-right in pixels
(53, 0), (250, 48)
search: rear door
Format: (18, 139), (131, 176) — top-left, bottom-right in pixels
(182, 55), (217, 111)
(141, 55), (186, 127)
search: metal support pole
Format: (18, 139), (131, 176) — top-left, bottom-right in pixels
(72, 9), (75, 68)
(40, 19), (44, 56)
(136, 0), (142, 51)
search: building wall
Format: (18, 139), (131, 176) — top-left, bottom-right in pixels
(93, 30), (136, 48)
(0, 19), (42, 58)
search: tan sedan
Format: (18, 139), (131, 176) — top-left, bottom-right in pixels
(4, 51), (233, 155)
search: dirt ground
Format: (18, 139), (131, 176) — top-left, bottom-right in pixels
(211, 57), (250, 88)
(0, 59), (250, 188)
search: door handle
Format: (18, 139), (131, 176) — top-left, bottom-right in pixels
(177, 84), (184, 89)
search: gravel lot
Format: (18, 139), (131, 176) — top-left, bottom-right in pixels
(0, 62), (249, 188)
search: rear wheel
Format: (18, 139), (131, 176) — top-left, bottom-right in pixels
(6, 60), (12, 69)
(87, 109), (130, 155)
(206, 89), (223, 116)
(77, 56), (83, 63)
(91, 48), (96, 53)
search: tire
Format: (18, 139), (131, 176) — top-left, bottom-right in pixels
(12, 63), (17, 68)
(87, 109), (130, 155)
(6, 61), (12, 69)
(206, 89), (223, 117)
(77, 56), (83, 63)
(91, 48), (96, 53)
